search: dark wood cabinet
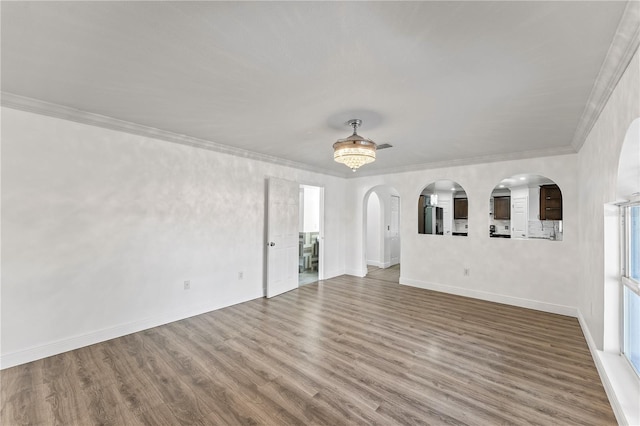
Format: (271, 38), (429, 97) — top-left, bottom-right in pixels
(493, 196), (510, 220)
(418, 195), (426, 233)
(540, 184), (562, 220)
(454, 198), (468, 219)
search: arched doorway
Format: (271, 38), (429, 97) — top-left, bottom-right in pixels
(363, 185), (401, 282)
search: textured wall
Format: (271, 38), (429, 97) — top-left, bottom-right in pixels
(1, 108), (347, 367)
(346, 154), (581, 315)
(2, 52), (637, 368)
(577, 49), (640, 349)
(366, 192), (382, 266)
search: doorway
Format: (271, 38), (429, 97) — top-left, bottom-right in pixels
(299, 185), (323, 285)
(364, 185), (401, 281)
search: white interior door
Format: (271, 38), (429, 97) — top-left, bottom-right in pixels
(512, 196), (528, 239)
(266, 177), (299, 298)
(390, 195), (400, 266)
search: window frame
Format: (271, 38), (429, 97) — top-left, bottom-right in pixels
(621, 201), (640, 378)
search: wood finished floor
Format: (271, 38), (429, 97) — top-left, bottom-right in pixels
(366, 264), (401, 283)
(1, 272), (615, 425)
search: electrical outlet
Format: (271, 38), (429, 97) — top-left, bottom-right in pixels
(238, 272), (243, 280)
(184, 280), (190, 290)
(505, 225), (509, 230)
(464, 268), (470, 276)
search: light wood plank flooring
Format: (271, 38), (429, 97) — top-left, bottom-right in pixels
(366, 264), (401, 283)
(1, 274), (615, 425)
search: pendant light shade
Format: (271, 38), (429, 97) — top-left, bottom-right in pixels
(333, 119), (377, 172)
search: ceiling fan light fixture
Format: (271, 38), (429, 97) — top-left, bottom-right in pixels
(333, 119), (377, 172)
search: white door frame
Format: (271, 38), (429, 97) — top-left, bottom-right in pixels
(318, 186), (325, 280)
(298, 183), (326, 281)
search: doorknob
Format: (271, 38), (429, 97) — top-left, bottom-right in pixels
(269, 242), (275, 246)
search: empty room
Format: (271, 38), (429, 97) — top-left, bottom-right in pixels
(1, 1), (639, 425)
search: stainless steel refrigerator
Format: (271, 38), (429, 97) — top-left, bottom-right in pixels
(425, 206), (443, 235)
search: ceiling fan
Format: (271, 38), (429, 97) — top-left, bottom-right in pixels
(332, 119), (393, 172)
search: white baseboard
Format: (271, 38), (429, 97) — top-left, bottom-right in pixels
(399, 277), (578, 317)
(344, 268), (366, 278)
(321, 268), (346, 281)
(366, 260), (384, 268)
(577, 310), (636, 426)
(0, 291), (263, 370)
(399, 276), (634, 425)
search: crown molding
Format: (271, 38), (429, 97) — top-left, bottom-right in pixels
(351, 145), (577, 178)
(2, 4), (636, 181)
(1, 92), (577, 180)
(571, 1), (640, 152)
(1, 92), (346, 178)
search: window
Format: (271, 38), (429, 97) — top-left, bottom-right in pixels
(622, 203), (640, 376)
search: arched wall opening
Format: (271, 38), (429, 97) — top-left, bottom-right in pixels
(488, 174), (563, 240)
(362, 185), (401, 277)
(417, 180), (468, 236)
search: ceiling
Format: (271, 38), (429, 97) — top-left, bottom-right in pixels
(421, 180), (466, 195)
(495, 173), (555, 189)
(1, 1), (635, 177)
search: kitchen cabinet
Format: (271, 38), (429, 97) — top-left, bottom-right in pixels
(539, 184), (562, 220)
(418, 195), (426, 233)
(493, 196), (510, 220)
(454, 198), (468, 219)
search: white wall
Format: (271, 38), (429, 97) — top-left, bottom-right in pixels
(300, 185), (320, 233)
(578, 49), (640, 349)
(529, 186), (540, 220)
(510, 186), (529, 201)
(576, 49), (640, 426)
(345, 47), (639, 423)
(2, 50), (637, 419)
(0, 107), (348, 368)
(366, 192), (382, 266)
(347, 155), (580, 315)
